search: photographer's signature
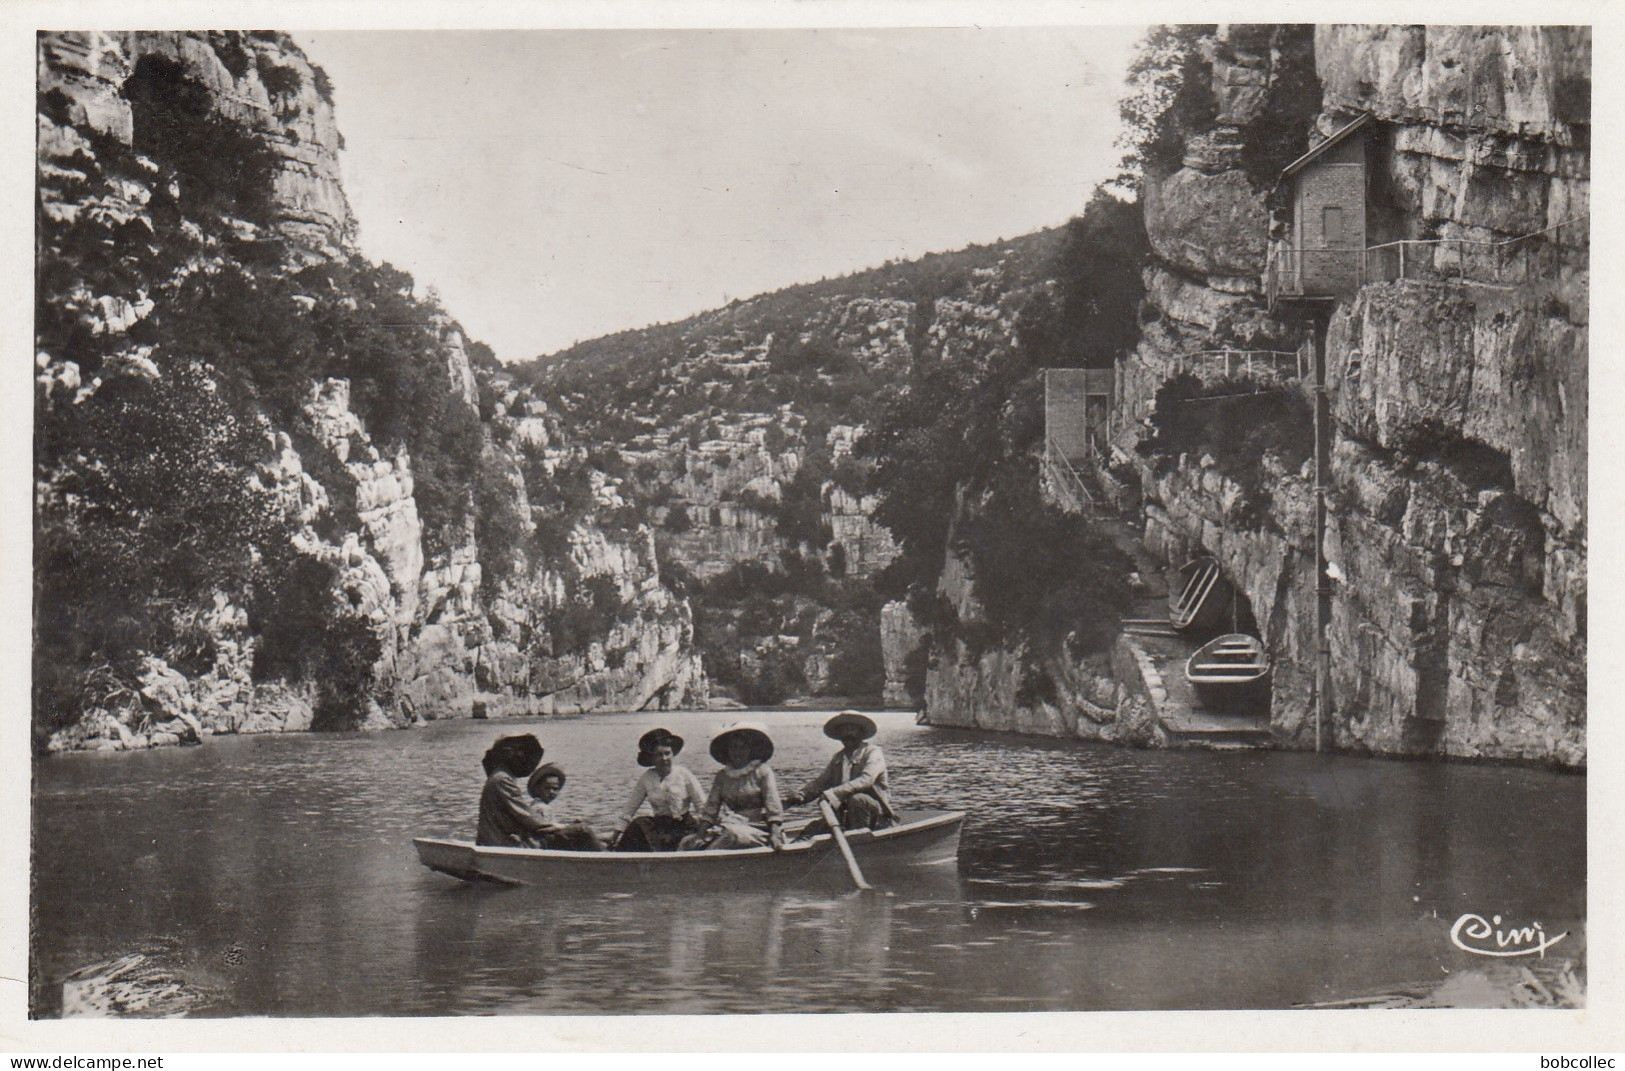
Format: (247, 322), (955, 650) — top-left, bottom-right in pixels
(1450, 913), (1568, 958)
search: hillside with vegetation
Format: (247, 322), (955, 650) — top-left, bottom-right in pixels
(515, 190), (1150, 706)
(35, 32), (704, 754)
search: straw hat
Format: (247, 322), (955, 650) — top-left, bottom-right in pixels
(708, 721), (775, 766)
(823, 711), (877, 741)
(527, 763), (567, 794)
(636, 727), (685, 767)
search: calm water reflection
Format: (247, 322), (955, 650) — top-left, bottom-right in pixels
(31, 710), (1584, 1015)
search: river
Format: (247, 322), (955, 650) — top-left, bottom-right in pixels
(30, 709), (1584, 1015)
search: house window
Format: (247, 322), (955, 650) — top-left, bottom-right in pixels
(1322, 206), (1344, 244)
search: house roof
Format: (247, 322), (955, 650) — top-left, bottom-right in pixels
(1280, 113), (1373, 179)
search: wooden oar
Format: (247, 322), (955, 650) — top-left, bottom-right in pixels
(818, 797), (872, 891)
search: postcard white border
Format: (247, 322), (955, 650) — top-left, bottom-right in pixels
(3, 0), (1618, 1054)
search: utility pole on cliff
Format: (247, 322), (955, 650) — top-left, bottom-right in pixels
(1311, 328), (1332, 753)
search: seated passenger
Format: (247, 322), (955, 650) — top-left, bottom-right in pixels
(525, 764), (606, 851)
(785, 711), (897, 837)
(476, 734), (552, 847)
(612, 728), (706, 852)
(679, 722), (786, 851)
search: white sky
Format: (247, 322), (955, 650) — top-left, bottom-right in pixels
(295, 28), (1145, 361)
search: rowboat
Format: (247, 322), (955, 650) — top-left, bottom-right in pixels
(1169, 556), (1231, 633)
(414, 809), (965, 888)
(1185, 633), (1271, 713)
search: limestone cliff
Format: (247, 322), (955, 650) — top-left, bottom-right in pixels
(514, 235), (1068, 705)
(920, 24), (1587, 768)
(35, 31), (704, 753)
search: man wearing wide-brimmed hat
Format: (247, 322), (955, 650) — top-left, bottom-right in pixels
(785, 711), (898, 834)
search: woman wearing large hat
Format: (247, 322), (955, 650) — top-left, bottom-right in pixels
(679, 722), (787, 851)
(611, 728), (707, 852)
(784, 711), (898, 835)
(476, 733), (555, 847)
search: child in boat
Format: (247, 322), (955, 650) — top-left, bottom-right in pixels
(525, 764), (607, 851)
(611, 727), (706, 852)
(785, 711), (898, 837)
(476, 734), (554, 847)
(679, 722), (787, 851)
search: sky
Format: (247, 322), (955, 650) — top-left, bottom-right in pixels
(295, 28), (1145, 362)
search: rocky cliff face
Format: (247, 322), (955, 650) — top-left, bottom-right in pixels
(920, 24), (1586, 767)
(515, 238), (1069, 706)
(36, 31), (704, 753)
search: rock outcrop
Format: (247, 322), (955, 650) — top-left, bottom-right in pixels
(36, 31), (705, 753)
(917, 23), (1587, 767)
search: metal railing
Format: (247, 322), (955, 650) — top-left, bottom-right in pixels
(1170, 348), (1306, 383)
(1267, 214), (1588, 307)
(1043, 434), (1096, 514)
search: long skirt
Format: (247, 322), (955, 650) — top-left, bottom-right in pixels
(678, 815), (771, 851)
(615, 814), (699, 852)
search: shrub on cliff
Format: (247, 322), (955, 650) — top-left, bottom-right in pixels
(662, 504), (694, 533)
(133, 254), (489, 557)
(475, 453), (529, 595)
(865, 191), (1144, 666)
(1115, 24), (1219, 187)
(955, 475), (1133, 658)
(1238, 26), (1321, 192)
(33, 363), (291, 739)
(825, 607), (886, 699)
(1139, 372), (1314, 527)
(125, 54), (280, 223)
(36, 52), (508, 743)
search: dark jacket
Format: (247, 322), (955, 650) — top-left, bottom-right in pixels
(477, 771), (551, 847)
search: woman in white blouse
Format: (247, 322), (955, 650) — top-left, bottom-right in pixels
(611, 727), (707, 851)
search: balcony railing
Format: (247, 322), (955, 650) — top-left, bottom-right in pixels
(1266, 215), (1588, 308)
(1043, 433), (1096, 514)
(1170, 348), (1307, 384)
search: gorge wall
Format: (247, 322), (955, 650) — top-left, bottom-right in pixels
(35, 32), (704, 754)
(512, 232), (1078, 706)
(39, 27), (1585, 768)
(920, 24), (1587, 767)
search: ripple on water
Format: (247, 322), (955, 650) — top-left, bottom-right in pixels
(30, 709), (1587, 1016)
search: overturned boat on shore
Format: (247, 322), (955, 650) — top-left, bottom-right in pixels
(1185, 633), (1271, 713)
(1169, 557), (1231, 633)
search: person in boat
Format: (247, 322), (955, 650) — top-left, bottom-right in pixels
(785, 711), (898, 836)
(525, 763), (607, 851)
(679, 722), (787, 852)
(475, 733), (554, 848)
(611, 727), (707, 852)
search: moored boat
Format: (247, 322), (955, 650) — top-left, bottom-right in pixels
(1168, 557), (1231, 633)
(1185, 633), (1271, 713)
(414, 809), (965, 888)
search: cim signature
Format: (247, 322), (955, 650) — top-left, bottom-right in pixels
(1449, 913), (1569, 958)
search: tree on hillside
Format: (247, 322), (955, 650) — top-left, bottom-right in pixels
(1114, 24), (1218, 190)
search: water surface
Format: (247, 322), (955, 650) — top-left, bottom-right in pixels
(31, 710), (1585, 1014)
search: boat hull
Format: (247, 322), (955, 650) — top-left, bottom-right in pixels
(1169, 557), (1232, 634)
(415, 810), (964, 889)
(1186, 633), (1271, 714)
